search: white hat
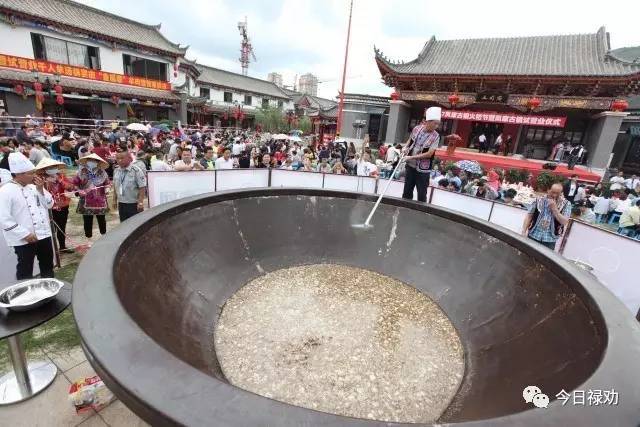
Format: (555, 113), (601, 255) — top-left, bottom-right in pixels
(8, 152), (35, 174)
(425, 106), (442, 121)
(35, 157), (65, 170)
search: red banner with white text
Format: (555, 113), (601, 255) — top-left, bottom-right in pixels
(442, 110), (566, 128)
(0, 53), (171, 91)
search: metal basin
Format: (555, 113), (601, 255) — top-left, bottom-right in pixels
(72, 188), (640, 426)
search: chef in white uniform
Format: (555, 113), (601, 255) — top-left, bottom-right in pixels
(0, 152), (55, 280)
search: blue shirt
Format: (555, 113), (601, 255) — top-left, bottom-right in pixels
(527, 197), (572, 243)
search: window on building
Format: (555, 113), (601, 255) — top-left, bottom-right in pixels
(262, 99), (269, 109)
(157, 109), (169, 121)
(123, 54), (167, 81)
(278, 100), (284, 109)
(31, 33), (100, 69)
(244, 94), (252, 105)
(200, 87), (210, 99)
(224, 92), (233, 103)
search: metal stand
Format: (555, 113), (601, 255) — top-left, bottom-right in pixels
(0, 334), (57, 405)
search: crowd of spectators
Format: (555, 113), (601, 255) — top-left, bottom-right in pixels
(2, 115), (640, 241)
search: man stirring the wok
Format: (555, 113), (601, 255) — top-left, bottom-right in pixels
(402, 106), (460, 202)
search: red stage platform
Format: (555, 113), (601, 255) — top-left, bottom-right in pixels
(436, 148), (601, 183)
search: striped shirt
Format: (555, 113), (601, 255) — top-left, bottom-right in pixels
(407, 124), (439, 173)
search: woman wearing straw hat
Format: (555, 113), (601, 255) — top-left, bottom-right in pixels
(73, 153), (110, 240)
(36, 157), (75, 253)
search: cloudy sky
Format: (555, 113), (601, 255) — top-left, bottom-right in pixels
(82, 0), (639, 99)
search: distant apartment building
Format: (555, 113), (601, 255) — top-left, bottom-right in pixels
(298, 73), (318, 96)
(267, 72), (283, 88)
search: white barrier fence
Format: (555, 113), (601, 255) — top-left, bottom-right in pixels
(559, 221), (640, 315)
(145, 169), (639, 316)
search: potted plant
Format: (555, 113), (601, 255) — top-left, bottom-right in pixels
(536, 172), (565, 191)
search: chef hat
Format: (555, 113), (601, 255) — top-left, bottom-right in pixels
(425, 106), (442, 122)
(8, 152), (35, 174)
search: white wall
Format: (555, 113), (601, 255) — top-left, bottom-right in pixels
(193, 83), (291, 110)
(0, 22), (176, 82)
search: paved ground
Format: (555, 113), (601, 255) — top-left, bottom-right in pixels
(0, 346), (148, 427)
(0, 190), (146, 426)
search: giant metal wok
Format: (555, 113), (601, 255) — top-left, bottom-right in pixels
(73, 188), (640, 426)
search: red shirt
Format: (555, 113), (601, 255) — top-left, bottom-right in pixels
(45, 174), (74, 210)
(274, 151), (286, 163)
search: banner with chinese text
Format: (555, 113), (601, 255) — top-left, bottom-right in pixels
(0, 54), (171, 91)
(442, 110), (566, 128)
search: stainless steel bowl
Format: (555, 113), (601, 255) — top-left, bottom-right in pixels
(0, 279), (65, 312)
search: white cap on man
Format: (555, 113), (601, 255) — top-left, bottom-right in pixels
(425, 106), (442, 122)
(8, 152), (35, 174)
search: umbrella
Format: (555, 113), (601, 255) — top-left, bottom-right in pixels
(153, 123), (170, 131)
(454, 160), (483, 175)
(126, 122), (148, 132)
(273, 133), (289, 140)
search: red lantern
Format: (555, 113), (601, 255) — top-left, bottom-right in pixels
(56, 95), (64, 105)
(448, 93), (460, 107)
(390, 90), (400, 101)
(527, 97), (541, 110)
(54, 84), (62, 95)
(33, 81), (43, 93)
(610, 99), (629, 112)
(14, 84), (24, 95)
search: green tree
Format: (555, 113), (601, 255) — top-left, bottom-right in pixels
(298, 115), (312, 134)
(254, 106), (285, 132)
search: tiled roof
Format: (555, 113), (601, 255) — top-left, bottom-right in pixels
(0, 68), (179, 101)
(299, 94), (337, 110)
(0, 0), (186, 55)
(308, 105), (337, 119)
(282, 88), (304, 103)
(375, 27), (640, 77)
(196, 65), (290, 100)
(609, 46), (640, 63)
(342, 93), (390, 106)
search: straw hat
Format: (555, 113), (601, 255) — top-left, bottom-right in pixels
(35, 157), (65, 171)
(77, 153), (109, 169)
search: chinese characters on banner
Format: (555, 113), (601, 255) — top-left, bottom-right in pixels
(0, 54), (171, 91)
(442, 109), (566, 128)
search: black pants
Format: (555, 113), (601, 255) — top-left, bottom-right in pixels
(14, 237), (54, 280)
(118, 202), (139, 222)
(83, 215), (106, 238)
(402, 166), (430, 202)
(51, 207), (69, 249)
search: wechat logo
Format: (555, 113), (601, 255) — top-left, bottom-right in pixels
(523, 385), (549, 409)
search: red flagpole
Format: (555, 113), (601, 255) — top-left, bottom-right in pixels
(336, 0), (353, 137)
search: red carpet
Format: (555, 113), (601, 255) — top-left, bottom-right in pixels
(436, 149), (601, 183)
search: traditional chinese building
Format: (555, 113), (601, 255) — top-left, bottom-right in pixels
(285, 90), (338, 142)
(610, 47), (640, 174)
(375, 27), (640, 172)
(184, 63), (293, 128)
(0, 0), (187, 124)
(339, 93), (389, 144)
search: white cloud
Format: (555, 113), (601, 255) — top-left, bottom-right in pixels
(81, 0), (640, 99)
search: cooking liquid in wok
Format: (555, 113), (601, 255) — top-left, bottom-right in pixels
(214, 264), (464, 423)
